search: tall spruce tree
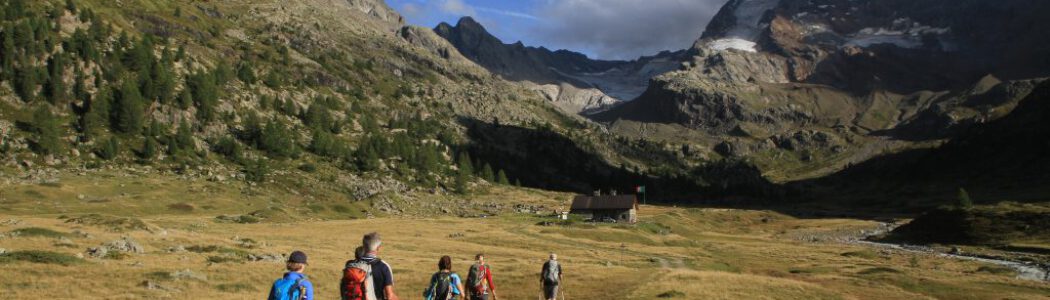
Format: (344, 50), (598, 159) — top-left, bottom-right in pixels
(31, 105), (63, 155)
(113, 80), (145, 134)
(480, 163), (495, 182)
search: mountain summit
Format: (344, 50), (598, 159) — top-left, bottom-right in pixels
(434, 17), (684, 114)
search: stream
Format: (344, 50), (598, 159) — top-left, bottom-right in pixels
(852, 224), (1049, 282)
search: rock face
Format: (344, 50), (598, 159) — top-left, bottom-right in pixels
(432, 17), (683, 114)
(339, 0), (404, 30)
(594, 0), (1050, 179)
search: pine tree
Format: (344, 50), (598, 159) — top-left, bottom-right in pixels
(13, 63), (38, 102)
(177, 88), (192, 109)
(213, 61), (233, 85)
(356, 143), (381, 171)
(96, 136), (120, 160)
(82, 88), (111, 140)
(213, 136), (243, 162)
(31, 105), (63, 155)
(304, 103), (333, 132)
(175, 119), (194, 151)
(123, 35), (154, 72)
(140, 136), (158, 161)
(260, 119), (298, 158)
(236, 61), (255, 84)
(175, 45), (186, 62)
(957, 188), (973, 209)
(244, 158), (269, 183)
(480, 163), (495, 182)
(455, 152), (474, 194)
(281, 98), (297, 116)
(113, 80), (145, 133)
(65, 0), (77, 13)
(457, 152), (474, 175)
(497, 169), (509, 185)
(44, 55), (67, 104)
(187, 71), (218, 121)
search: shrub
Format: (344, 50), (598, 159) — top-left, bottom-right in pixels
(168, 203), (195, 212)
(0, 250), (83, 266)
(9, 227), (69, 238)
(657, 290), (686, 298)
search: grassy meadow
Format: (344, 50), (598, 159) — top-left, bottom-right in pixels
(0, 169), (1047, 299)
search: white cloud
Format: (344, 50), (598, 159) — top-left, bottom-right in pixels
(440, 0), (476, 16)
(475, 6), (539, 21)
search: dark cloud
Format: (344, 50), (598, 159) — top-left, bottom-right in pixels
(529, 0), (728, 60)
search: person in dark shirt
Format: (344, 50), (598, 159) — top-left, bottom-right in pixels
(362, 232), (399, 300)
(540, 253), (562, 300)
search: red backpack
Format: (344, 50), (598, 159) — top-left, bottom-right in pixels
(467, 263), (488, 295)
(341, 259), (375, 300)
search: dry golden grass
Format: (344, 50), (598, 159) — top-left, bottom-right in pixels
(0, 170), (1047, 299)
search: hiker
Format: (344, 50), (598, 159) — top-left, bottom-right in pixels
(268, 250), (315, 300)
(540, 253), (562, 300)
(465, 253), (498, 300)
(341, 246), (370, 299)
(423, 255), (465, 300)
(342, 232), (399, 300)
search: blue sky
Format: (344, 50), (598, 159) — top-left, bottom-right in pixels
(388, 0), (728, 60)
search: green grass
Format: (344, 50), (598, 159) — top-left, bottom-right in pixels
(975, 265), (1015, 275)
(9, 227), (70, 238)
(840, 250), (878, 259)
(216, 283), (257, 292)
(62, 214), (153, 232)
(0, 251), (84, 266)
(168, 203), (196, 212)
(206, 255), (245, 264)
(857, 267), (901, 275)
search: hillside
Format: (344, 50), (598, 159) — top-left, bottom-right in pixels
(0, 0), (724, 206)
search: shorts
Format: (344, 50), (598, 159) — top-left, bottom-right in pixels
(543, 284), (559, 299)
(469, 293), (489, 300)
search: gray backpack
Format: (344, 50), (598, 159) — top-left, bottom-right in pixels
(543, 260), (560, 285)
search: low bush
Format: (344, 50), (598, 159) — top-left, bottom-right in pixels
(0, 251), (83, 266)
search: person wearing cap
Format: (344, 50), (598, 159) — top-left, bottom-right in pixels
(269, 250), (315, 300)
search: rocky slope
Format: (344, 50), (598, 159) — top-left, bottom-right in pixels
(433, 17), (683, 114)
(595, 0), (1050, 181)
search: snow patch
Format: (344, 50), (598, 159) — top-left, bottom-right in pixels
(846, 19), (951, 49)
(706, 0), (779, 53)
(707, 38), (758, 53)
(724, 0), (781, 39)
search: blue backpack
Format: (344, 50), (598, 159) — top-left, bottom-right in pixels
(270, 275), (307, 300)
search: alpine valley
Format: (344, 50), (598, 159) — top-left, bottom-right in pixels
(0, 0), (1048, 298)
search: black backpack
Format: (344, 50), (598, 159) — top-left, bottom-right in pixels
(429, 272), (454, 300)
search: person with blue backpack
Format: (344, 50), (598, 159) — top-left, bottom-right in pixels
(268, 250), (315, 300)
(423, 255), (465, 300)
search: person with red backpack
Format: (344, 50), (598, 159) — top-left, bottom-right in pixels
(423, 255), (465, 300)
(465, 254), (498, 300)
(341, 232), (399, 300)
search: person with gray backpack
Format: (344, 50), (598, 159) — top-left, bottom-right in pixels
(540, 253), (562, 300)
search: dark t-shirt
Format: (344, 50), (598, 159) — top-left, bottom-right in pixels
(362, 256), (393, 299)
